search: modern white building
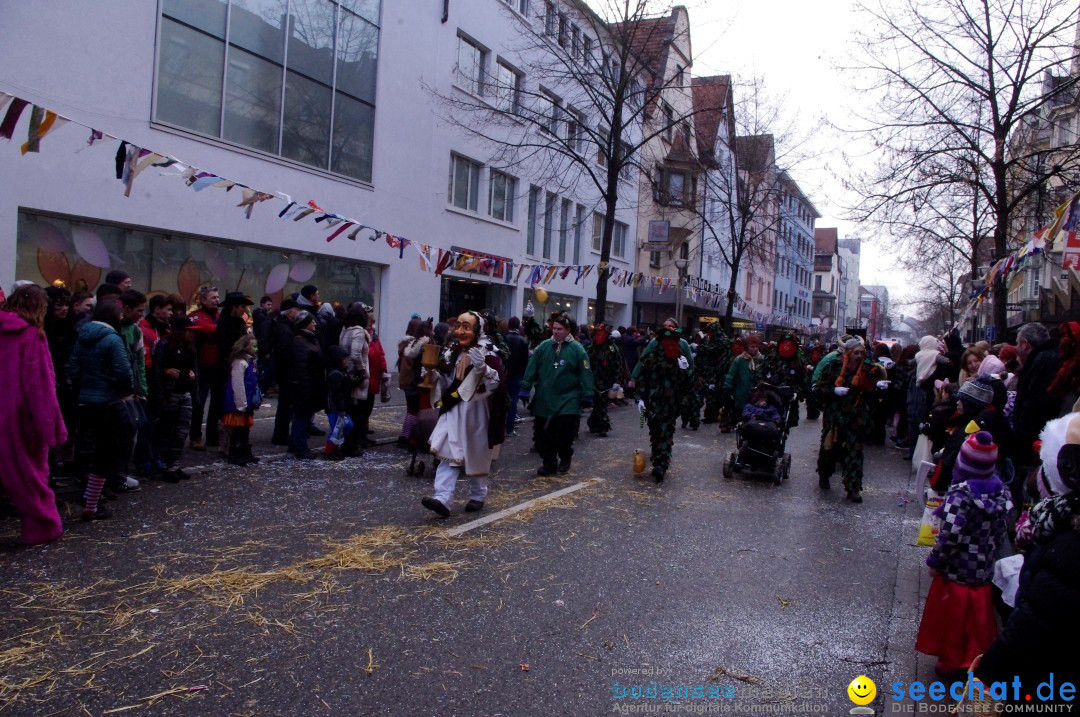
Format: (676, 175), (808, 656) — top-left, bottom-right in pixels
(775, 170), (818, 331)
(0, 0), (638, 335)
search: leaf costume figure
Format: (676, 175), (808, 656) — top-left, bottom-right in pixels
(695, 324), (730, 424)
(631, 321), (694, 482)
(586, 324), (627, 436)
(814, 339), (888, 502)
(762, 332), (809, 427)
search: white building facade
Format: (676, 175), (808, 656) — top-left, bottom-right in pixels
(0, 0), (637, 335)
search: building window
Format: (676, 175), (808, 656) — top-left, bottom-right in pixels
(571, 24), (581, 59)
(658, 170), (691, 206)
(583, 36), (593, 65)
(545, 2), (556, 35)
(489, 170), (516, 222)
(662, 103), (674, 141)
(566, 110), (586, 153)
(619, 141), (633, 179)
(592, 212), (603, 252)
(456, 34), (486, 96)
(650, 251), (661, 269)
(596, 127), (609, 166)
(494, 60), (522, 113)
(574, 204), (584, 264)
(557, 13), (568, 47)
(559, 198), (571, 262)
(156, 0), (380, 183)
(613, 221), (627, 258)
(814, 274), (822, 291)
(527, 186), (540, 255)
(502, 0), (529, 14)
(543, 192), (556, 258)
(537, 91), (559, 134)
(448, 154), (481, 211)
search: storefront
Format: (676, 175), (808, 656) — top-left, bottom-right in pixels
(523, 289), (579, 325)
(16, 210), (381, 309)
(439, 275), (513, 322)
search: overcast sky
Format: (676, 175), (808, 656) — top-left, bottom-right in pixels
(683, 0), (910, 303)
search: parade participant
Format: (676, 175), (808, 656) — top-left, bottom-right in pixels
(187, 285), (221, 450)
(521, 314), (593, 475)
(223, 334), (260, 466)
(804, 341), (826, 420)
(585, 322), (626, 438)
(815, 338), (888, 502)
(422, 311), (506, 517)
(916, 431), (1011, 677)
(0, 285), (67, 544)
(396, 317), (433, 446)
(630, 318), (694, 482)
(68, 300), (133, 520)
(503, 316), (530, 436)
(762, 332), (809, 427)
(696, 324), (730, 425)
(149, 314), (197, 483)
(723, 335), (765, 425)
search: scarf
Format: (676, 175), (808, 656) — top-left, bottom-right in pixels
(914, 335), (941, 384)
(1028, 492), (1080, 545)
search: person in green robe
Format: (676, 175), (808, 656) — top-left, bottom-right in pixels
(761, 332), (809, 427)
(630, 318), (694, 482)
(814, 338), (889, 502)
(696, 324), (730, 424)
(723, 335), (765, 424)
(585, 323), (627, 437)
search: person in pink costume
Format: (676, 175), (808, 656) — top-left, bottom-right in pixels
(0, 284), (67, 545)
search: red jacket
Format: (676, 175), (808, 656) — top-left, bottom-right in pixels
(188, 308), (219, 369)
(138, 317), (166, 370)
(368, 333), (387, 394)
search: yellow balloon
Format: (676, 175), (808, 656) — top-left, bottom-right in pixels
(534, 287), (548, 304)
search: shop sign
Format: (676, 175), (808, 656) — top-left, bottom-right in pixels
(644, 220), (670, 250)
(450, 246), (510, 279)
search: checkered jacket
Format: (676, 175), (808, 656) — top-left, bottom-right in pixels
(926, 477), (1012, 586)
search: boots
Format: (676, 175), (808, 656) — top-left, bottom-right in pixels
(227, 427), (251, 466)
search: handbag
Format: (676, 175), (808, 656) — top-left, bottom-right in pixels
(112, 395), (149, 430)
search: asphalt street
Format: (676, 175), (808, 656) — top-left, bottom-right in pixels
(0, 400), (926, 716)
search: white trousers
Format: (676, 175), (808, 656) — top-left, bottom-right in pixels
(433, 460), (488, 507)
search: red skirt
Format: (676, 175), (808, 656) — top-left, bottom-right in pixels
(915, 575), (997, 673)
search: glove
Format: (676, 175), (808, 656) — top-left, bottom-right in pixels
(875, 380), (890, 390)
(707, 384), (716, 391)
(834, 386), (849, 396)
(677, 356), (689, 370)
(468, 346), (486, 368)
(637, 399), (646, 414)
(611, 383), (621, 391)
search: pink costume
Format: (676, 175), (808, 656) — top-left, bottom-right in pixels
(0, 311), (67, 545)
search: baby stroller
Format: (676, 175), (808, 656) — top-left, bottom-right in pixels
(722, 382), (794, 485)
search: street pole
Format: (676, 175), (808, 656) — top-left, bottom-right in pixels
(674, 257), (689, 329)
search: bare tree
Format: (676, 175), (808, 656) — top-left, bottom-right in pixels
(847, 0), (1080, 336)
(427, 0), (719, 326)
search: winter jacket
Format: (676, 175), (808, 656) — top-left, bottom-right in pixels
(0, 310), (67, 453)
(368, 334), (387, 396)
(44, 315), (76, 395)
(520, 338), (593, 418)
(926, 476), (1011, 586)
(138, 316), (168, 371)
(1013, 338), (1061, 464)
(292, 330), (326, 413)
(724, 352), (765, 414)
(504, 330), (530, 379)
(316, 302), (341, 352)
(67, 321), (133, 405)
(742, 402), (782, 425)
(976, 517), (1080, 695)
(149, 337), (197, 407)
(326, 368), (350, 415)
(270, 313), (296, 378)
(339, 325), (370, 401)
(216, 314), (249, 371)
(120, 323), (147, 396)
(225, 356), (259, 413)
(397, 336), (430, 390)
(188, 307), (220, 370)
(252, 307), (271, 357)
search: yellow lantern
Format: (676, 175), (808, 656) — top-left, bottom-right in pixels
(633, 449), (646, 474)
(534, 287), (548, 304)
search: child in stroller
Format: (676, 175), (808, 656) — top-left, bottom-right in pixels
(723, 383), (793, 484)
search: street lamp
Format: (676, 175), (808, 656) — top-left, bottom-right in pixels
(674, 257), (690, 328)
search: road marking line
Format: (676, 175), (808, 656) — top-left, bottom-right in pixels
(445, 477), (604, 537)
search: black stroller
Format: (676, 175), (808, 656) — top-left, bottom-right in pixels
(722, 382), (794, 484)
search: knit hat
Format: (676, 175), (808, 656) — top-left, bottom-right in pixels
(953, 431), (998, 484)
(957, 376), (995, 412)
(294, 310), (315, 330)
(978, 355), (1006, 377)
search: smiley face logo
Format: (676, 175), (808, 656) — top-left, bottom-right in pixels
(847, 675), (876, 706)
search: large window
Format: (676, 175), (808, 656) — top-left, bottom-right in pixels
(448, 154), (481, 211)
(543, 192), (556, 259)
(613, 221), (627, 258)
(156, 0), (379, 183)
(537, 91), (559, 135)
(559, 198), (571, 263)
(592, 212), (603, 252)
(457, 34), (486, 96)
(493, 60), (521, 113)
(489, 170), (516, 222)
(527, 186), (540, 255)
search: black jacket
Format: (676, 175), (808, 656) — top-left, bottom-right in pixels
(150, 337), (198, 405)
(505, 330), (529, 379)
(1014, 338), (1061, 464)
(292, 330), (326, 412)
(270, 314), (296, 375)
(253, 308), (272, 357)
(216, 315), (249, 371)
(977, 521), (1080, 700)
(326, 368), (350, 415)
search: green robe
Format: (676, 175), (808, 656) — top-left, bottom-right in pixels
(521, 338), (593, 418)
(815, 356), (887, 492)
(723, 352), (765, 417)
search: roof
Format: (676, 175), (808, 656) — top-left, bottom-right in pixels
(735, 134), (775, 173)
(691, 75), (733, 164)
(814, 227), (838, 254)
(777, 169), (821, 219)
(624, 15), (675, 89)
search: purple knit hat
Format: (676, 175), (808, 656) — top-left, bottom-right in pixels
(953, 431), (998, 484)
